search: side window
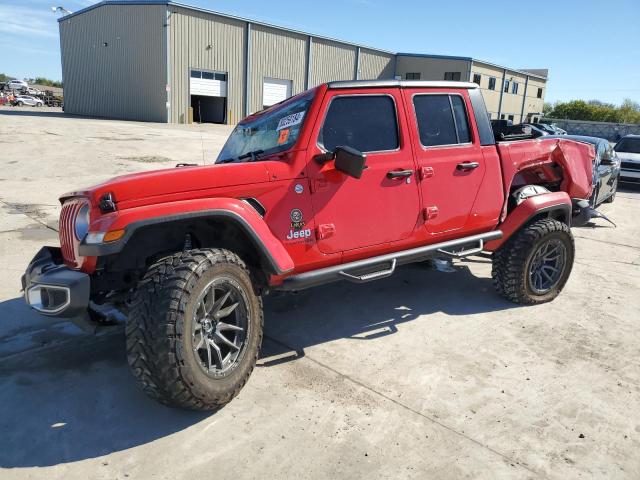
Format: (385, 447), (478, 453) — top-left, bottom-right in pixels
(451, 96), (471, 143)
(319, 95), (399, 153)
(413, 94), (472, 147)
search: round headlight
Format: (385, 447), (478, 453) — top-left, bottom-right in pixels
(74, 204), (90, 240)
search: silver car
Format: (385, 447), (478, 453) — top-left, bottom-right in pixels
(614, 135), (640, 184)
(12, 95), (43, 107)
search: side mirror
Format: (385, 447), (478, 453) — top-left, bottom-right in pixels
(334, 146), (367, 179)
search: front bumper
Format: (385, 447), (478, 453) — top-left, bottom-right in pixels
(21, 247), (90, 319)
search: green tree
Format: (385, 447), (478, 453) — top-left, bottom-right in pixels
(547, 99), (640, 124)
(0, 73), (16, 83)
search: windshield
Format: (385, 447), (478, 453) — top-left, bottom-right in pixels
(216, 92), (314, 164)
(615, 138), (640, 154)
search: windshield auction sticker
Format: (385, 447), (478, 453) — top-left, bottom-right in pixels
(277, 111), (305, 131)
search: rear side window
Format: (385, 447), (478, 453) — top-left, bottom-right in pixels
(413, 94), (472, 147)
(319, 95), (399, 153)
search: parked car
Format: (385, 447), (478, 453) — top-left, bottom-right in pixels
(7, 80), (28, 91)
(525, 124), (549, 138)
(12, 95), (43, 107)
(529, 123), (566, 135)
(22, 80), (596, 411)
(614, 134), (640, 184)
(548, 135), (620, 206)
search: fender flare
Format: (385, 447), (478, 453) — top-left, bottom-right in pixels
(79, 198), (294, 275)
(484, 191), (572, 251)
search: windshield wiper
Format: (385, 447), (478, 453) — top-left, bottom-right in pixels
(217, 157), (236, 164)
(238, 149), (265, 162)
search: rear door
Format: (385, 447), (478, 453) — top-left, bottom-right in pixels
(403, 89), (485, 234)
(306, 89), (420, 254)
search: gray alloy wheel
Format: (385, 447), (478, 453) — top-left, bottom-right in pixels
(192, 276), (251, 378)
(527, 238), (567, 294)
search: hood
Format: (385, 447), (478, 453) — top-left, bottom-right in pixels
(61, 162), (271, 208)
(616, 151), (640, 162)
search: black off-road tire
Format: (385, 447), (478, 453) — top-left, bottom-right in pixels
(492, 218), (574, 304)
(126, 248), (263, 411)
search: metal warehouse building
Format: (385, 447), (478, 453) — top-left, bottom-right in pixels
(59, 1), (548, 124)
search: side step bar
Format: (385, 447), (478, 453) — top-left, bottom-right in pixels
(276, 230), (502, 291)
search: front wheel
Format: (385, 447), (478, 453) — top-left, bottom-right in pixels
(604, 178), (618, 203)
(492, 218), (574, 304)
(126, 248), (263, 410)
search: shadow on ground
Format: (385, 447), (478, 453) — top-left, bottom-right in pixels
(0, 109), (106, 121)
(0, 260), (518, 468)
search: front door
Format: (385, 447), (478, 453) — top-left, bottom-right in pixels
(307, 90), (420, 254)
(403, 89), (486, 234)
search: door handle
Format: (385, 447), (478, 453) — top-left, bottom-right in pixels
(456, 161), (480, 171)
(387, 169), (414, 179)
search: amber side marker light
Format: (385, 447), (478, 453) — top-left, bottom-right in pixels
(103, 229), (126, 242)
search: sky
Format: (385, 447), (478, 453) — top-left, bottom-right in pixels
(1, 0), (639, 105)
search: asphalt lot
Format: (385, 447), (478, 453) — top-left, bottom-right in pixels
(1, 106), (639, 479)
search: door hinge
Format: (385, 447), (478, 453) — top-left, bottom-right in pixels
(422, 206), (438, 221)
(311, 179), (329, 193)
(316, 223), (336, 240)
(418, 166), (434, 180)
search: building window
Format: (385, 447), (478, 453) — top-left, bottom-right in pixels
(406, 72), (421, 80)
(508, 114), (514, 121)
(537, 87), (543, 98)
(319, 96), (399, 153)
(191, 70), (202, 78)
(413, 94), (471, 147)
(488, 77), (496, 90)
(504, 80), (510, 93)
(444, 72), (461, 81)
(500, 114), (506, 120)
(473, 73), (481, 86)
(512, 82), (519, 94)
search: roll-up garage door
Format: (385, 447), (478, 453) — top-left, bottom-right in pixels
(190, 70), (227, 123)
(190, 70), (227, 97)
(263, 78), (292, 108)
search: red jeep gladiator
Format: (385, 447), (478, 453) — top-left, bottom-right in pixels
(22, 80), (595, 410)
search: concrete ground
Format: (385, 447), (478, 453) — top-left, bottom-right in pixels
(1, 107), (639, 479)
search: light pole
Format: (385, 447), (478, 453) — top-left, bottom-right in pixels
(51, 6), (73, 16)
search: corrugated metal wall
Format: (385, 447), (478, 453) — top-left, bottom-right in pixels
(59, 4), (167, 122)
(310, 38), (357, 87)
(168, 6), (246, 124)
(249, 25), (308, 114)
(359, 49), (395, 80)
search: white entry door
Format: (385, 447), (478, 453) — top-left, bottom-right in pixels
(263, 78), (292, 108)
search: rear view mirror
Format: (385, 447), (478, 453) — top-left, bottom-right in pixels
(334, 146), (367, 179)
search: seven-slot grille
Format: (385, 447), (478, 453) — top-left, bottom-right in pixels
(59, 200), (85, 268)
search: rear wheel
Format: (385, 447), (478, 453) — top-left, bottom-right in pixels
(126, 248), (263, 411)
(492, 218), (574, 304)
(17, 101), (23, 106)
